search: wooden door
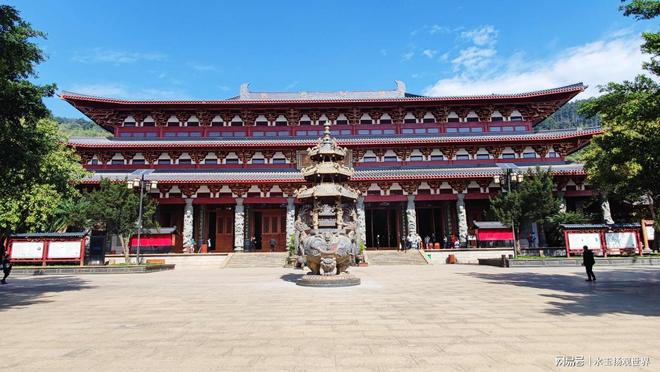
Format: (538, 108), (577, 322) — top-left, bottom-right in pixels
(215, 209), (234, 252)
(261, 210), (286, 252)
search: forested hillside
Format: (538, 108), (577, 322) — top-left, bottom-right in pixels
(55, 116), (110, 137)
(536, 100), (601, 130)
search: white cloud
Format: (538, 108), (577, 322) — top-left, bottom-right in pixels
(402, 51), (415, 61)
(69, 83), (188, 100)
(461, 25), (498, 46)
(188, 62), (216, 72)
(72, 48), (165, 64)
(380, 48), (388, 56)
(422, 49), (437, 58)
(451, 47), (496, 70)
(424, 34), (647, 98)
(429, 25), (450, 35)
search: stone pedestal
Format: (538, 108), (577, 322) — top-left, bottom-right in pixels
(296, 273), (361, 287)
(456, 193), (468, 245)
(182, 198), (194, 253)
(356, 196), (366, 246)
(234, 198), (245, 251)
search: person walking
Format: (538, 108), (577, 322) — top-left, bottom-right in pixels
(582, 245), (596, 281)
(424, 235), (431, 250)
(1, 254), (12, 285)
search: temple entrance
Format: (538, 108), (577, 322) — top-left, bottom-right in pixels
(212, 208), (234, 252)
(249, 209), (286, 252)
(416, 207), (444, 247)
(365, 207), (400, 250)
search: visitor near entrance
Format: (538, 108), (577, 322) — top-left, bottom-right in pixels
(582, 245), (596, 281)
(1, 254), (12, 285)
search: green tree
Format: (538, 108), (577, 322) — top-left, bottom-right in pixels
(81, 179), (158, 263)
(546, 211), (590, 247)
(579, 0), (660, 226)
(0, 6), (86, 247)
(490, 168), (562, 251)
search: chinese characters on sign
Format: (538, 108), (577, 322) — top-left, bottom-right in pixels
(555, 355), (650, 368)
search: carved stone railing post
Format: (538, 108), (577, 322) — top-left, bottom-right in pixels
(234, 198), (245, 252)
(183, 198), (194, 253)
(456, 193), (468, 246)
(286, 197), (296, 246)
(406, 194), (420, 247)
(356, 196), (366, 246)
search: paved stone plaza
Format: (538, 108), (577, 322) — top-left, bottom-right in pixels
(2, 265), (659, 372)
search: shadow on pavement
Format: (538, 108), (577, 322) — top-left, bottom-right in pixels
(280, 273), (304, 283)
(465, 268), (660, 317)
(0, 276), (93, 312)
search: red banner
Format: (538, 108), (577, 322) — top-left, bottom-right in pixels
(130, 235), (172, 247)
(477, 229), (513, 241)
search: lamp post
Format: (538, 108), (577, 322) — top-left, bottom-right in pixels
(128, 170), (156, 264)
(495, 164), (523, 258)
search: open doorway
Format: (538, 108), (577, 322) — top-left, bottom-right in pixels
(365, 207), (400, 249)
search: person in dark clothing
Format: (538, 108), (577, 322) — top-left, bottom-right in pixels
(582, 245), (596, 281)
(1, 254), (12, 285)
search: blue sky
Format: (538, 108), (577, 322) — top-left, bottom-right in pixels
(7, 0), (652, 118)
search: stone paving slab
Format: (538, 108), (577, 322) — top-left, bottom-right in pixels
(1, 265), (659, 371)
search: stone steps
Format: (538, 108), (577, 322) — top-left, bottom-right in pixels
(224, 252), (288, 268)
(366, 250), (429, 265)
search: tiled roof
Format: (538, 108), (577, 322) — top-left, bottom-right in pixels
(69, 128), (602, 149)
(82, 163), (585, 184)
(59, 83), (585, 106)
(232, 81), (408, 100)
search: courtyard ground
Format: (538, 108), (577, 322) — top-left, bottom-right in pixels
(1, 264), (659, 372)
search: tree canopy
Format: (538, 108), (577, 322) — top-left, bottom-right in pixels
(81, 179), (158, 262)
(0, 6), (86, 243)
(579, 0), (660, 223)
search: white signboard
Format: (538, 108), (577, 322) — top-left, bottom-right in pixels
(47, 241), (81, 259)
(567, 232), (601, 251)
(11, 241), (44, 259)
(646, 226), (655, 241)
(605, 232), (638, 250)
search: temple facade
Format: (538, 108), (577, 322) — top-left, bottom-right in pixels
(62, 81), (601, 253)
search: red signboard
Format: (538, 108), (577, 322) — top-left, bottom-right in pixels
(129, 235), (173, 247)
(477, 229), (514, 241)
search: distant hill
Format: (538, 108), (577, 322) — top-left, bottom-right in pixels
(55, 116), (110, 137)
(536, 100), (601, 130)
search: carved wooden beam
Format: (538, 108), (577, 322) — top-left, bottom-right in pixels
(400, 181), (419, 195)
(168, 151), (182, 162)
(179, 184), (199, 198)
(448, 180), (468, 194)
(389, 107), (406, 124)
(258, 184), (272, 195)
(439, 147), (457, 159)
(377, 181), (392, 194)
(230, 184), (251, 197)
(485, 146), (504, 159)
(347, 108), (361, 125)
(533, 145), (550, 158)
(190, 151), (206, 164)
(208, 184), (222, 196)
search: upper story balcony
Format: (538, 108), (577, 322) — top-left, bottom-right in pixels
(114, 120), (533, 140)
